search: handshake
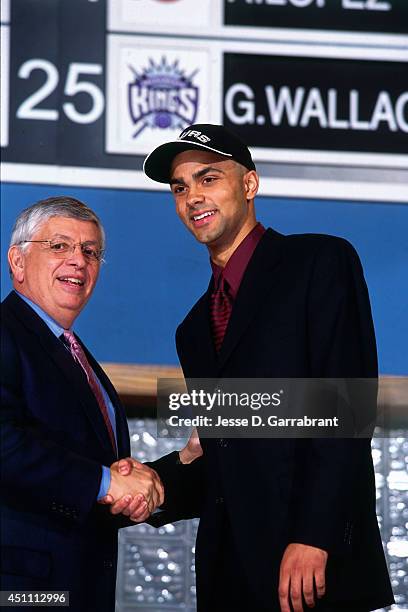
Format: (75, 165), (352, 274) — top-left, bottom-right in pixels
(99, 428), (203, 523)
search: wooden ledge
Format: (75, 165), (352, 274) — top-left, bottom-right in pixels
(101, 364), (407, 420)
(101, 362), (182, 410)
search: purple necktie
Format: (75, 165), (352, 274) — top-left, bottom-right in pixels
(63, 330), (117, 454)
(210, 275), (233, 353)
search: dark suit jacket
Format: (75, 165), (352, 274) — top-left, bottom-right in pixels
(151, 229), (394, 611)
(0, 291), (130, 612)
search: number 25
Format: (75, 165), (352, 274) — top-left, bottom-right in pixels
(17, 59), (104, 124)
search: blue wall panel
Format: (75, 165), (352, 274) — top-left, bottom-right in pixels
(1, 183), (407, 374)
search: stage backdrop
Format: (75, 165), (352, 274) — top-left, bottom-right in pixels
(1, 183), (407, 375)
(1, 0), (407, 374)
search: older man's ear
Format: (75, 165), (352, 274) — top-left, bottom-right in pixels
(8, 246), (25, 282)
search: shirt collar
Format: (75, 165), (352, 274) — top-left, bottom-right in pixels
(210, 222), (266, 299)
(15, 291), (69, 337)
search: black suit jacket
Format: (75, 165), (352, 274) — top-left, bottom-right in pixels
(151, 229), (394, 611)
(1, 291), (130, 612)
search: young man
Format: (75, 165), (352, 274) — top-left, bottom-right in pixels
(123, 124), (393, 611)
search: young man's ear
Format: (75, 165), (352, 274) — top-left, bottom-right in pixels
(8, 246), (25, 283)
(244, 171), (259, 201)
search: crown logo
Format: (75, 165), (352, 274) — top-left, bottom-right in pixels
(128, 57), (199, 138)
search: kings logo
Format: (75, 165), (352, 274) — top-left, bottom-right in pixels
(128, 57), (199, 138)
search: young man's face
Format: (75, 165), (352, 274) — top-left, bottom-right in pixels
(170, 150), (258, 251)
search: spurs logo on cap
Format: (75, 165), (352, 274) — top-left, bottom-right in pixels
(144, 123), (256, 183)
(179, 130), (211, 144)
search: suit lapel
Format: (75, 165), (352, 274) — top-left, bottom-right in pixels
(178, 229), (285, 377)
(197, 287), (218, 377)
(217, 229), (284, 371)
(180, 288), (218, 378)
(6, 292), (118, 458)
(40, 332), (117, 458)
(85, 349), (130, 457)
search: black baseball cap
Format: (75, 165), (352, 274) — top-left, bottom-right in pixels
(143, 123), (256, 183)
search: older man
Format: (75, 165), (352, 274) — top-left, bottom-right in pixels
(129, 124), (393, 611)
(0, 196), (163, 612)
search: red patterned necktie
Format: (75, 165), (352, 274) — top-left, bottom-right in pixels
(63, 330), (117, 454)
(210, 275), (233, 352)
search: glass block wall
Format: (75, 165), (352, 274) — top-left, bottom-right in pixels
(115, 420), (408, 612)
(372, 434), (408, 610)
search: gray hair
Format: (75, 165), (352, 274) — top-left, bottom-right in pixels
(10, 196), (106, 252)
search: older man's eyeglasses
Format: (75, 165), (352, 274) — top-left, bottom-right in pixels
(19, 239), (104, 262)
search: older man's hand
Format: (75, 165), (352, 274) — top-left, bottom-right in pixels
(279, 543), (328, 612)
(99, 429), (202, 522)
(98, 459), (164, 523)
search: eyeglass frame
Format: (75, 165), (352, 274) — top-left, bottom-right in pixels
(18, 239), (105, 263)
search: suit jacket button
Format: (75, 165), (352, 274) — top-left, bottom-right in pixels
(104, 560), (113, 569)
(218, 439), (228, 448)
(215, 497), (224, 504)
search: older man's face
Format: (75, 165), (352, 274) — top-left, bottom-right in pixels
(10, 216), (101, 328)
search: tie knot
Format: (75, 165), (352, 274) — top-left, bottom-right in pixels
(215, 274), (229, 294)
(63, 330), (80, 352)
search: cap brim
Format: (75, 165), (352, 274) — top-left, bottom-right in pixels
(143, 140), (232, 183)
